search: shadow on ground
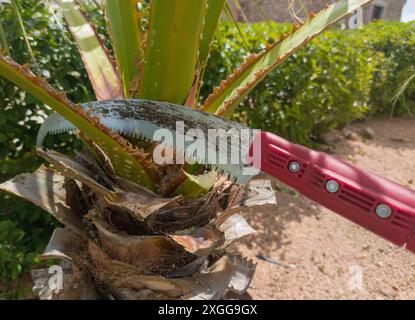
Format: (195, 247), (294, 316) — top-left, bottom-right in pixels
(234, 115), (415, 300)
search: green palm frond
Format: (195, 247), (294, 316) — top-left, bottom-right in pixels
(202, 0), (372, 117)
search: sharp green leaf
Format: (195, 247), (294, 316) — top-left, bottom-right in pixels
(174, 170), (217, 198)
(106, 0), (144, 97)
(139, 0), (207, 105)
(202, 0), (373, 117)
(223, 2), (250, 51)
(12, 0), (36, 63)
(56, 0), (123, 100)
(0, 54), (156, 190)
(194, 0), (226, 104)
(0, 20), (10, 56)
(199, 0), (226, 70)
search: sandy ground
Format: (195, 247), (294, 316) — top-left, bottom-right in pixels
(235, 116), (415, 300)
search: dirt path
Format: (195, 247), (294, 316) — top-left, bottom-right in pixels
(235, 116), (415, 300)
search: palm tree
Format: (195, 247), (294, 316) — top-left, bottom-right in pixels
(0, 0), (372, 299)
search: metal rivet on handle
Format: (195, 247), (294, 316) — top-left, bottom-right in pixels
(376, 204), (393, 219)
(325, 180), (340, 194)
(288, 161), (301, 173)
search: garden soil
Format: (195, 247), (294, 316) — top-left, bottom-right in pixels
(236, 116), (415, 300)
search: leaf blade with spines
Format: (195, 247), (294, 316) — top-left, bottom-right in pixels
(138, 0), (208, 105)
(199, 0), (226, 75)
(223, 1), (250, 51)
(189, 0), (226, 106)
(0, 54), (156, 190)
(0, 20), (10, 56)
(12, 0), (36, 63)
(34, 99), (257, 185)
(55, 0), (123, 100)
(202, 0), (373, 117)
(105, 0), (144, 98)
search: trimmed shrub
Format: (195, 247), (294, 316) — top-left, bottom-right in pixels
(0, 1), (91, 298)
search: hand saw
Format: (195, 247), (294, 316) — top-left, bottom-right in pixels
(38, 99), (415, 254)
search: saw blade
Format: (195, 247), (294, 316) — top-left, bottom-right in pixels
(36, 99), (260, 184)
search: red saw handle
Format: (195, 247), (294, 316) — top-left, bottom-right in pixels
(249, 131), (415, 253)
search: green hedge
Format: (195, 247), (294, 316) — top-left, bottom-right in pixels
(202, 21), (415, 146)
(0, 1), (91, 298)
(0, 1), (414, 297)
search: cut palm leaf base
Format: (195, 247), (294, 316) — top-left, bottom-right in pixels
(0, 147), (276, 300)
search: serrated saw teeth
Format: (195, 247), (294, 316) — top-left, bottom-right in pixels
(37, 99), (257, 185)
(36, 113), (78, 147)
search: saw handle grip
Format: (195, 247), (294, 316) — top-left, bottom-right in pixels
(249, 131), (415, 253)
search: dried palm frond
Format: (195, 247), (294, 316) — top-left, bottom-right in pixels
(1, 146), (276, 300)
